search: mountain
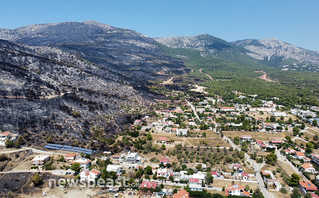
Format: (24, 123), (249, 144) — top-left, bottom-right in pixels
(233, 38), (319, 71)
(0, 21), (185, 81)
(155, 34), (263, 67)
(0, 39), (151, 149)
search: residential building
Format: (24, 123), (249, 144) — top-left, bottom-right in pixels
(265, 179), (282, 191)
(157, 168), (170, 178)
(160, 158), (169, 166)
(189, 183), (202, 191)
(240, 135), (253, 142)
(271, 111), (287, 117)
(261, 170), (272, 179)
(250, 107), (276, 112)
(298, 110), (317, 119)
(220, 107), (235, 112)
(284, 148), (296, 155)
(72, 158), (91, 168)
(299, 180), (318, 195)
(0, 132), (18, 146)
(140, 181), (157, 189)
(176, 129), (188, 136)
(107, 164), (121, 173)
(225, 185), (250, 197)
(64, 154), (76, 161)
(211, 171), (223, 178)
(174, 189), (189, 198)
(80, 169), (100, 182)
(241, 172), (250, 181)
(311, 154), (319, 165)
(295, 152), (305, 160)
(230, 163), (243, 171)
(126, 152), (139, 163)
(300, 163), (316, 173)
(31, 155), (50, 166)
(269, 138), (283, 145)
(158, 137), (170, 144)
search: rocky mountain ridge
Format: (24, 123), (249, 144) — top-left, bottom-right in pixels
(0, 21), (186, 81)
(156, 34), (319, 71)
(233, 38), (319, 70)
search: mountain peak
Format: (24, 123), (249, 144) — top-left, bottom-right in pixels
(233, 38), (319, 66)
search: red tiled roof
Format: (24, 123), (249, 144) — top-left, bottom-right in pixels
(174, 189), (189, 198)
(299, 180), (318, 191)
(221, 107), (235, 109)
(296, 151), (305, 157)
(64, 154), (76, 158)
(160, 158), (169, 163)
(90, 169), (100, 175)
(1, 132), (10, 136)
(190, 178), (200, 183)
(261, 170), (271, 176)
(211, 171), (218, 176)
(242, 172), (249, 177)
(311, 193), (319, 198)
(158, 137), (169, 141)
(270, 138), (283, 144)
(301, 163), (314, 170)
(140, 181), (157, 189)
(72, 160), (91, 165)
(225, 185), (249, 196)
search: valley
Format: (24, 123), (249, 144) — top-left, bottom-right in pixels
(1, 21), (319, 198)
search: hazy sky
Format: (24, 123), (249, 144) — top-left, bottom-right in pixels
(1, 0), (319, 51)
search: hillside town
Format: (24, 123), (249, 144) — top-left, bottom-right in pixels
(2, 91), (319, 198)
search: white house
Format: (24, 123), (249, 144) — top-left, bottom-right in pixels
(126, 152), (140, 163)
(189, 183), (202, 191)
(31, 155), (50, 166)
(250, 107), (276, 112)
(271, 111), (287, 117)
(311, 154), (319, 165)
(240, 135), (253, 142)
(176, 129), (188, 136)
(107, 164), (122, 175)
(64, 154), (76, 161)
(0, 132), (17, 146)
(300, 163), (316, 173)
(80, 169), (100, 182)
(72, 158), (91, 169)
(225, 185), (250, 197)
(157, 168), (170, 178)
(220, 107), (236, 112)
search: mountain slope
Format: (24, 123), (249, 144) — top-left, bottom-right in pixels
(155, 34), (264, 67)
(0, 21), (185, 81)
(233, 38), (319, 71)
(0, 39), (150, 149)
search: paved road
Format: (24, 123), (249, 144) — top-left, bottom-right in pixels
(0, 169), (74, 176)
(275, 149), (307, 180)
(222, 136), (275, 198)
(185, 99), (201, 122)
(0, 147), (30, 154)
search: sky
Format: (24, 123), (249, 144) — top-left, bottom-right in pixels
(1, 0), (319, 51)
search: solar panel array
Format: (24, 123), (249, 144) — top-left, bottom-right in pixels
(44, 144), (93, 154)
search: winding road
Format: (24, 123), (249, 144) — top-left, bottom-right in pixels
(199, 68), (214, 80)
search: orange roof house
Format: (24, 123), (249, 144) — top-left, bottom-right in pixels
(174, 189), (189, 198)
(299, 180), (318, 194)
